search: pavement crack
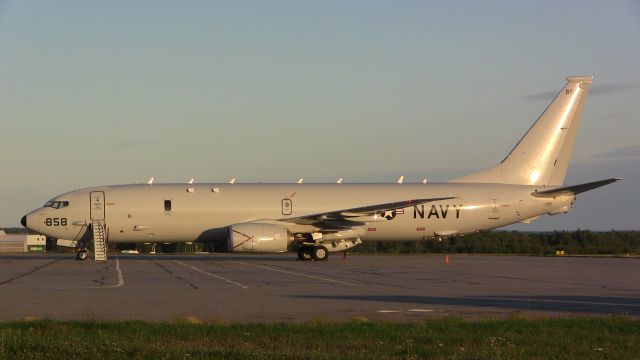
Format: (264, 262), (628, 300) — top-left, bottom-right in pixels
(153, 261), (199, 290)
(0, 258), (65, 286)
(153, 261), (174, 274)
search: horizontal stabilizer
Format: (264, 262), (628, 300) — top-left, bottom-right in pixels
(531, 178), (621, 198)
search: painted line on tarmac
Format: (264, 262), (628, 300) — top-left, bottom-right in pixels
(104, 257), (124, 288)
(231, 261), (358, 286)
(174, 260), (248, 289)
(378, 309), (435, 313)
(85, 256), (125, 289)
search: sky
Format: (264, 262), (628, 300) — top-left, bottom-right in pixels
(1, 1), (639, 230)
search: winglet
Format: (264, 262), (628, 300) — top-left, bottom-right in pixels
(147, 177), (154, 185)
(397, 176), (404, 184)
(297, 178), (304, 184)
(228, 178), (236, 184)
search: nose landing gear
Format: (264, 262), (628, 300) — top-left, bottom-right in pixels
(76, 246), (89, 261)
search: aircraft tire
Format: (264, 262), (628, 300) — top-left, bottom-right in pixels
(312, 246), (328, 261)
(297, 246), (313, 261)
(77, 249), (89, 261)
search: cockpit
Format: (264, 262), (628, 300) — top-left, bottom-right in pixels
(44, 201), (70, 209)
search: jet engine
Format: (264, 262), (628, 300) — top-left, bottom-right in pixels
(228, 223), (291, 253)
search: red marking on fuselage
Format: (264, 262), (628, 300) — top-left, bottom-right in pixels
(232, 229), (254, 249)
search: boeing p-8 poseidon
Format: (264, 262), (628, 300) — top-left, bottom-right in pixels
(22, 76), (619, 261)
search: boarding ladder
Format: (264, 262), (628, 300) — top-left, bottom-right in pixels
(92, 220), (107, 261)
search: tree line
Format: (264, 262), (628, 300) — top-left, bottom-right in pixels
(3, 227), (639, 255)
(351, 230), (640, 255)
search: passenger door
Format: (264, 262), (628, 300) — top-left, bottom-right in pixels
(90, 191), (105, 221)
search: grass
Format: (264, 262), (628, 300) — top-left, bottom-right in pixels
(0, 317), (638, 359)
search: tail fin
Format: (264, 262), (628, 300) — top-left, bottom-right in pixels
(450, 76), (593, 186)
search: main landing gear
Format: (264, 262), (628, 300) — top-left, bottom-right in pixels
(297, 245), (329, 261)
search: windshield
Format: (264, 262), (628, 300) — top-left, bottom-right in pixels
(44, 201), (69, 209)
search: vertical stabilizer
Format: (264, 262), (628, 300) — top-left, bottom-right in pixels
(450, 76), (592, 186)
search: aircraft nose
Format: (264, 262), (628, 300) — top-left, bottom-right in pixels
(21, 215), (27, 228)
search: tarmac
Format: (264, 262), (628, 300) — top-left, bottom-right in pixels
(0, 253), (638, 322)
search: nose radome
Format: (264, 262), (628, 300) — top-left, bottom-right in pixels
(21, 215), (27, 228)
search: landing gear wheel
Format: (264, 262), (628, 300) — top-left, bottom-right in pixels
(77, 249), (89, 261)
(312, 246), (329, 261)
(297, 246), (313, 261)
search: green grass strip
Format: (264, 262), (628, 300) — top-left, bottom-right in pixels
(0, 317), (638, 359)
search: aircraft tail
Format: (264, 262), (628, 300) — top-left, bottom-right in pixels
(450, 76), (593, 186)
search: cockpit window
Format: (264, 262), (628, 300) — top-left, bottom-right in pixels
(44, 201), (70, 209)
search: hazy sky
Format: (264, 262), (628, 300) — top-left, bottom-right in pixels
(1, 1), (639, 230)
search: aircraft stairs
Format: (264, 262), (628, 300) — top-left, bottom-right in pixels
(92, 220), (108, 261)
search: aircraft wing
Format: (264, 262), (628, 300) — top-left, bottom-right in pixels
(531, 178), (621, 198)
(283, 197), (455, 229)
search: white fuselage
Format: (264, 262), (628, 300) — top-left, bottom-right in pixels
(23, 183), (573, 245)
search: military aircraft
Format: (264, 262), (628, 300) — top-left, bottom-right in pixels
(21, 76), (619, 261)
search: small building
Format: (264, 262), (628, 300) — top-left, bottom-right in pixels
(0, 230), (46, 253)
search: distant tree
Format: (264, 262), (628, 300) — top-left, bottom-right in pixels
(351, 230), (640, 255)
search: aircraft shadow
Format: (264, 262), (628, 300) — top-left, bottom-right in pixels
(0, 254), (297, 262)
(110, 254), (295, 262)
(292, 295), (640, 315)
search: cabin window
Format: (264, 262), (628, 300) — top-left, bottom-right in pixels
(164, 200), (172, 212)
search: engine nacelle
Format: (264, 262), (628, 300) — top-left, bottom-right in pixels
(228, 223), (290, 253)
